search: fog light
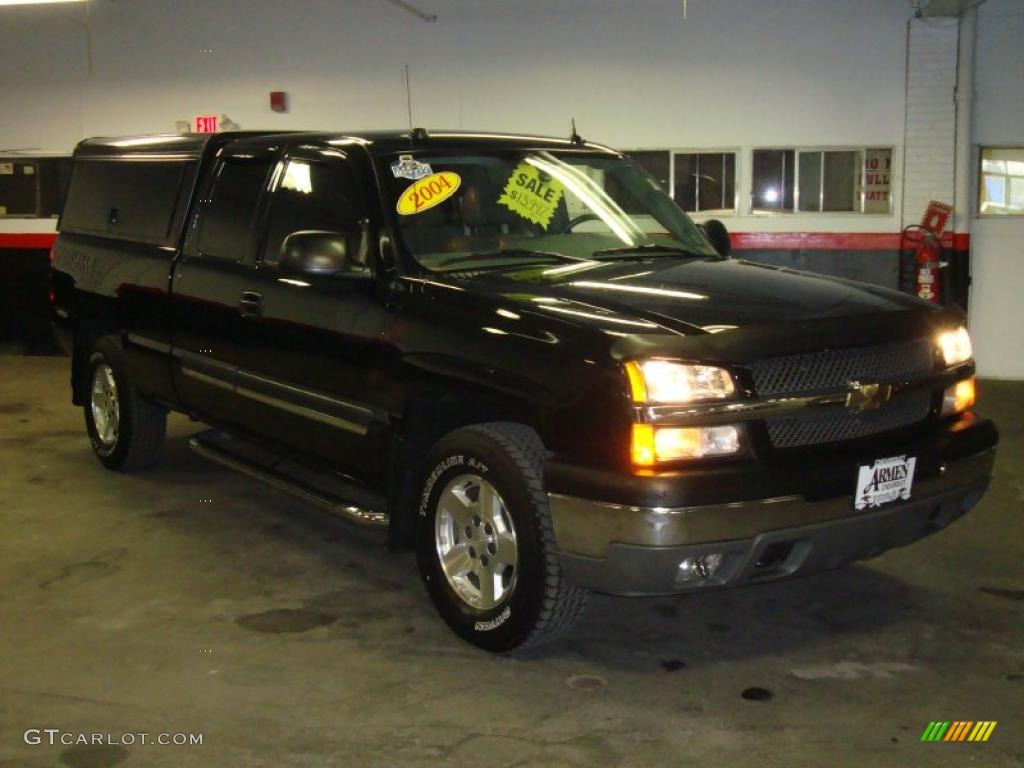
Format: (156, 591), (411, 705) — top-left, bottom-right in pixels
(941, 377), (975, 416)
(653, 425), (740, 461)
(632, 424), (742, 466)
(676, 552), (725, 583)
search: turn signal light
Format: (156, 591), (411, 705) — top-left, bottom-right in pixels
(942, 377), (975, 416)
(631, 423), (656, 466)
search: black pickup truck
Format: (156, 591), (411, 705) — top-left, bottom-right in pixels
(51, 130), (997, 652)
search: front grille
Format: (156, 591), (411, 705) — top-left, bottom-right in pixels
(766, 390), (933, 448)
(749, 339), (936, 397)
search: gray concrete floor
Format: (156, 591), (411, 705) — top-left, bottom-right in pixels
(0, 356), (1021, 768)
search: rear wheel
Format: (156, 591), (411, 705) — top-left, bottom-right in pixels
(415, 422), (587, 652)
(84, 336), (166, 471)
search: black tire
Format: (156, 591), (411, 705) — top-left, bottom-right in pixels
(84, 335), (167, 471)
(415, 422), (587, 652)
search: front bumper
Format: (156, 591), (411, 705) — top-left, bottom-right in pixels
(547, 416), (997, 596)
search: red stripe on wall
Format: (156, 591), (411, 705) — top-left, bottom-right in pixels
(730, 232), (900, 250)
(0, 233), (57, 249)
(0, 231), (971, 251)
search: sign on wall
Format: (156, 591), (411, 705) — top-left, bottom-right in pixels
(194, 115), (219, 133)
(862, 148), (892, 214)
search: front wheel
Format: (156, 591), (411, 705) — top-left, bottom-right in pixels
(415, 423), (587, 652)
(84, 336), (167, 471)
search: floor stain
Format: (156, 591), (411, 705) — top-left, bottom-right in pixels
(1, 429), (83, 448)
(39, 549), (127, 590)
(790, 660), (918, 680)
(59, 744), (129, 768)
(1006, 673), (1024, 682)
(0, 402), (28, 415)
(979, 586), (1024, 601)
(566, 674), (608, 691)
(741, 686), (774, 701)
(653, 604), (678, 618)
(660, 659), (687, 672)
(707, 622), (731, 633)
(235, 608), (337, 634)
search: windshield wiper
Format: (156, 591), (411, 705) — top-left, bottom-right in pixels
(436, 249), (589, 269)
(594, 243), (711, 259)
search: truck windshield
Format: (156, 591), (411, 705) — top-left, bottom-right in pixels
(382, 149), (719, 272)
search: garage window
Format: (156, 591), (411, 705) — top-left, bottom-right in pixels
(674, 152), (737, 213)
(0, 157), (71, 218)
(979, 147), (1024, 216)
(625, 151), (671, 193)
(752, 147), (892, 214)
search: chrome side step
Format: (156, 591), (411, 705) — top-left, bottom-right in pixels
(187, 430), (388, 528)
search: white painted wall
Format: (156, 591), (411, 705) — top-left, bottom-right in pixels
(969, 0), (1024, 379)
(0, 0), (1020, 376)
(1, 0), (911, 238)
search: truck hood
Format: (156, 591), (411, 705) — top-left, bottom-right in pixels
(457, 256), (936, 336)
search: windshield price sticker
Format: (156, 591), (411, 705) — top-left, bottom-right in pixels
(391, 154), (433, 180)
(855, 455), (916, 510)
(498, 162), (565, 229)
(396, 172), (462, 215)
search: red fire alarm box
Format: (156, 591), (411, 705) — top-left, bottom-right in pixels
(270, 92), (288, 113)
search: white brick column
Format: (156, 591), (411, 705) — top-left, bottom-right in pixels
(901, 17), (959, 228)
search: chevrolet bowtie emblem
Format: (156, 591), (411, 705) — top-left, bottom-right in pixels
(845, 380), (893, 412)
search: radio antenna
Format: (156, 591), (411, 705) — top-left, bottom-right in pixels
(403, 64), (414, 132)
(569, 117), (583, 145)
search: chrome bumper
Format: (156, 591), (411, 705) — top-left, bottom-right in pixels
(547, 448), (995, 596)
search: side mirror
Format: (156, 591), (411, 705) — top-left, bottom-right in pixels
(279, 230), (352, 276)
(702, 219), (732, 258)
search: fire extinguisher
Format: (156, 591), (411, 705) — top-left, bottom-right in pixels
(902, 224), (942, 304)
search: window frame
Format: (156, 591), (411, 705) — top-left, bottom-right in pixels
(192, 151), (276, 263)
(0, 156), (75, 220)
(671, 149), (739, 214)
(623, 149), (739, 215)
(751, 145), (894, 215)
(0, 158), (41, 218)
(977, 145), (1024, 218)
(258, 149), (364, 266)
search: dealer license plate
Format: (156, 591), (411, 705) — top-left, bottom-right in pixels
(854, 455), (916, 510)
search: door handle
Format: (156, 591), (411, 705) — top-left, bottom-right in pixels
(238, 291), (263, 317)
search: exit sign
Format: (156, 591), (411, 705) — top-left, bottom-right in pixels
(194, 115), (219, 133)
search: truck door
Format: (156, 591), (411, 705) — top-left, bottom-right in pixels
(230, 145), (391, 483)
(170, 146), (276, 428)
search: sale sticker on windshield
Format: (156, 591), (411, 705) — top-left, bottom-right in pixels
(396, 172), (462, 216)
(498, 162), (564, 229)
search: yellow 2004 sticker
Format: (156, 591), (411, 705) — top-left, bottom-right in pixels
(498, 162), (565, 229)
(396, 172), (462, 215)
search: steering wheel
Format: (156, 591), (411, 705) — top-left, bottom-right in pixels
(560, 213), (601, 234)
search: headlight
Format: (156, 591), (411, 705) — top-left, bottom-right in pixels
(625, 360), (736, 403)
(938, 327), (972, 367)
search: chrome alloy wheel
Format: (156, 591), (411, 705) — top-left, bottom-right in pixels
(90, 363), (120, 447)
(434, 473), (518, 610)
